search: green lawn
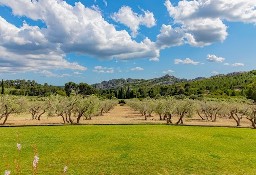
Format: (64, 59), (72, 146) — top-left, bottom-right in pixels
(0, 125), (255, 175)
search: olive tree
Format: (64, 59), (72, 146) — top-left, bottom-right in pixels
(99, 99), (117, 116)
(227, 102), (248, 127)
(246, 104), (256, 129)
(127, 99), (147, 118)
(48, 95), (77, 124)
(154, 99), (166, 121)
(143, 98), (155, 119)
(195, 101), (222, 122)
(163, 98), (176, 124)
(0, 95), (25, 125)
(155, 98), (175, 124)
(127, 98), (155, 120)
(174, 99), (194, 125)
(74, 95), (101, 123)
(28, 98), (49, 120)
(47, 95), (70, 124)
(82, 95), (101, 120)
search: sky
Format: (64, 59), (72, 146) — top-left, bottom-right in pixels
(0, 0), (256, 85)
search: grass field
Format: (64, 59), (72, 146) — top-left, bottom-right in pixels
(0, 125), (256, 175)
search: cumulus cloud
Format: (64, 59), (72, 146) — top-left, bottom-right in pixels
(0, 46), (86, 73)
(131, 67), (144, 71)
(207, 54), (225, 63)
(163, 70), (174, 74)
(174, 58), (200, 65)
(111, 6), (156, 37)
(0, 16), (87, 72)
(232, 63), (245, 67)
(183, 18), (227, 47)
(156, 24), (184, 49)
(93, 66), (114, 73)
(0, 0), (160, 73)
(163, 0), (256, 47)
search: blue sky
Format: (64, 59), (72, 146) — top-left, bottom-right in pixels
(0, 0), (255, 85)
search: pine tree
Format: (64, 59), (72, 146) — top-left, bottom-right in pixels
(1, 79), (4, 95)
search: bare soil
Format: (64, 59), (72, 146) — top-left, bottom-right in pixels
(1, 104), (253, 128)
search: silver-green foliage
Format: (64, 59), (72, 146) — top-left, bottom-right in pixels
(0, 95), (25, 124)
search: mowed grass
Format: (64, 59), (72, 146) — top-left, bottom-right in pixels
(0, 125), (256, 175)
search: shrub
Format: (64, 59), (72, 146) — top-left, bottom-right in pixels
(119, 99), (126, 105)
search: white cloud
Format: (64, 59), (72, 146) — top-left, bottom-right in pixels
(74, 72), (82, 75)
(0, 46), (86, 73)
(40, 70), (57, 77)
(149, 56), (160, 62)
(93, 66), (114, 73)
(39, 70), (71, 78)
(211, 71), (219, 75)
(183, 18), (227, 47)
(174, 58), (200, 65)
(164, 0), (256, 47)
(156, 24), (184, 49)
(0, 17), (86, 72)
(131, 67), (144, 71)
(199, 0), (256, 23)
(103, 0), (107, 7)
(163, 70), (174, 74)
(232, 63), (245, 67)
(207, 54), (225, 63)
(224, 62), (245, 67)
(0, 0), (160, 73)
(111, 6), (156, 37)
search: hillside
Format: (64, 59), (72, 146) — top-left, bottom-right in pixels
(95, 70), (256, 100)
(182, 71), (256, 96)
(92, 74), (186, 90)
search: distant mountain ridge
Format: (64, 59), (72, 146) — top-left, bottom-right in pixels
(92, 71), (253, 91)
(92, 74), (186, 90)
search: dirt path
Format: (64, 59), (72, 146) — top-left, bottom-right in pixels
(82, 104), (164, 124)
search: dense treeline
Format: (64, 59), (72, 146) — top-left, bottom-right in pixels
(1, 79), (65, 96)
(64, 82), (97, 96)
(0, 79), (99, 97)
(98, 70), (256, 101)
(1, 70), (256, 101)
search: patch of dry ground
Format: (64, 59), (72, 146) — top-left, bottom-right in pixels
(1, 104), (252, 127)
